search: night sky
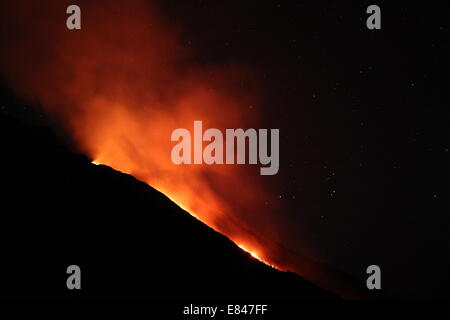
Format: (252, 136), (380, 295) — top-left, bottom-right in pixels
(0, 0), (449, 299)
(157, 0), (450, 298)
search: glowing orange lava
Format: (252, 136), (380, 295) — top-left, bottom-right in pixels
(0, 0), (367, 299)
(91, 158), (281, 270)
(0, 0), (286, 274)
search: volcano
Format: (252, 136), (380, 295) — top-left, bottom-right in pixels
(0, 109), (337, 301)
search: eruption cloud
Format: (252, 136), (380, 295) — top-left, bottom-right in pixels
(0, 0), (360, 298)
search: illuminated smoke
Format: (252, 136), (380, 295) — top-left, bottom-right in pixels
(0, 0), (361, 298)
(0, 0), (282, 264)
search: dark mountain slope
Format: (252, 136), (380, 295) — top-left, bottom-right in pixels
(0, 111), (337, 300)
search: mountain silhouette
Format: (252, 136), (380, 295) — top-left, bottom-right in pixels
(0, 110), (337, 301)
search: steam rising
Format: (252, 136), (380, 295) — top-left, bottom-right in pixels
(0, 0), (283, 263)
(0, 0), (360, 298)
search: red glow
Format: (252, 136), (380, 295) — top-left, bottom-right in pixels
(0, 0), (363, 298)
(0, 0), (283, 268)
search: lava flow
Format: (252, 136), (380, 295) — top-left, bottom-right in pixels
(0, 0), (365, 299)
(92, 157), (281, 270)
(0, 0), (287, 270)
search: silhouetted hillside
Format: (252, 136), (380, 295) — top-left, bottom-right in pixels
(0, 111), (337, 300)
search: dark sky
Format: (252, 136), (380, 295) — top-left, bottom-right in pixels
(1, 0), (449, 298)
(154, 0), (450, 297)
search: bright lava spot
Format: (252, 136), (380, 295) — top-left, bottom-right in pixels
(236, 244), (278, 269)
(238, 244), (260, 260)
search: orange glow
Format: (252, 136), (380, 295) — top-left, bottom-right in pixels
(0, 0), (365, 299)
(91, 154), (279, 269)
(0, 0), (285, 271)
(238, 244), (260, 260)
(237, 243), (279, 269)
